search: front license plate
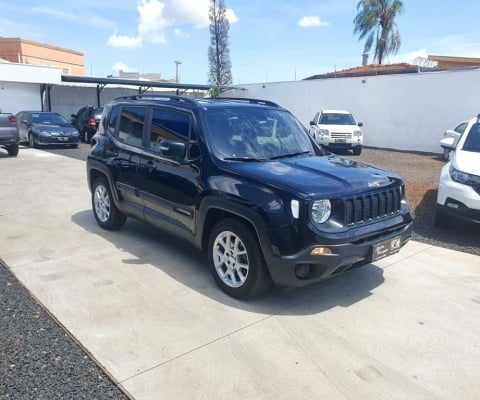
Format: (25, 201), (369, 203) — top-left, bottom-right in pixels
(335, 138), (346, 143)
(58, 137), (68, 141)
(372, 237), (402, 262)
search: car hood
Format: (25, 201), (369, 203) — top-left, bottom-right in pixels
(226, 155), (401, 198)
(34, 123), (77, 133)
(454, 149), (480, 175)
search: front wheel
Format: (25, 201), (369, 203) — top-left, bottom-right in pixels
(92, 177), (126, 230)
(208, 218), (271, 299)
(442, 147), (450, 161)
(28, 133), (37, 148)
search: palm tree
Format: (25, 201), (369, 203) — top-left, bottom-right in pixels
(353, 0), (404, 64)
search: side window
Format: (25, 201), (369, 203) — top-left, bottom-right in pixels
(117, 106), (146, 147)
(150, 108), (191, 153)
(104, 106), (119, 134)
(455, 122), (467, 134)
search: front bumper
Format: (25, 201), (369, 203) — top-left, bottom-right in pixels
(37, 135), (80, 145)
(264, 222), (412, 287)
(437, 165), (480, 223)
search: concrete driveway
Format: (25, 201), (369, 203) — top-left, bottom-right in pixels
(1, 147), (479, 400)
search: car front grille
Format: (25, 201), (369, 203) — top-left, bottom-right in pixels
(344, 187), (402, 225)
(330, 132), (352, 139)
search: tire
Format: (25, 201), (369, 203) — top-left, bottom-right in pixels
(28, 133), (37, 148)
(353, 146), (362, 156)
(92, 177), (126, 230)
(6, 144), (19, 157)
(208, 218), (271, 299)
(442, 147), (450, 161)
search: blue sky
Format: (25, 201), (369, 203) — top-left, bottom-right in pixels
(1, 0), (480, 84)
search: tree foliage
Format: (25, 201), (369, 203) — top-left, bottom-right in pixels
(208, 0), (232, 86)
(353, 0), (404, 64)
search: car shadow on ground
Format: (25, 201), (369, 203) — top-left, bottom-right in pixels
(413, 188), (480, 252)
(71, 210), (385, 316)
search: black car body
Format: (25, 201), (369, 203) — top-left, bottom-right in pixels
(87, 95), (412, 298)
(71, 106), (103, 143)
(0, 112), (20, 156)
(17, 111), (80, 148)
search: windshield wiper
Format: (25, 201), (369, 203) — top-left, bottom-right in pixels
(223, 156), (267, 162)
(269, 151), (311, 160)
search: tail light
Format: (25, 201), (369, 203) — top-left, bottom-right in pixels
(89, 117), (97, 129)
(8, 115), (17, 124)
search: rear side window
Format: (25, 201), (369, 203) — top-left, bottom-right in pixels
(149, 108), (191, 152)
(104, 106), (119, 134)
(117, 106), (147, 147)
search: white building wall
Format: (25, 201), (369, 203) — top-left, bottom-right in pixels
(226, 69), (480, 153)
(0, 82), (42, 113)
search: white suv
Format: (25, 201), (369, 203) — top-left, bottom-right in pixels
(435, 115), (480, 226)
(309, 109), (363, 155)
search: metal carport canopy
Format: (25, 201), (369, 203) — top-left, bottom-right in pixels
(60, 75), (233, 107)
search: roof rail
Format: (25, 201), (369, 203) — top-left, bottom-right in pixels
(113, 94), (199, 106)
(212, 97), (281, 108)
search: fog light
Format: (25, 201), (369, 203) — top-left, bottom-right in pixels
(447, 202), (459, 209)
(295, 264), (311, 279)
(311, 247), (332, 255)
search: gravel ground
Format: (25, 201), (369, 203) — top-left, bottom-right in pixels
(0, 259), (129, 400)
(2, 144), (478, 399)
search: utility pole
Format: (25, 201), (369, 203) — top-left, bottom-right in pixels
(174, 60), (182, 83)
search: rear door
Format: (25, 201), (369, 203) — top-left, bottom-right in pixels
(108, 105), (146, 219)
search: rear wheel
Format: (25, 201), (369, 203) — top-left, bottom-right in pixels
(208, 218), (271, 299)
(92, 177), (126, 230)
(6, 144), (19, 157)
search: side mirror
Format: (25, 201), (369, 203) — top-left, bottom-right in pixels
(309, 120), (316, 126)
(440, 136), (458, 150)
(159, 139), (186, 160)
(358, 122), (363, 127)
(21, 119), (29, 125)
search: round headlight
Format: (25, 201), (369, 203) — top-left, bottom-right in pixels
(311, 199), (331, 224)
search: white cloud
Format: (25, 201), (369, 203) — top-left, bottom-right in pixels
(137, 0), (169, 44)
(174, 28), (190, 38)
(226, 9), (238, 24)
(112, 62), (138, 73)
(167, 0), (209, 28)
(388, 48), (428, 64)
(298, 15), (329, 28)
(107, 33), (142, 48)
(107, 0), (235, 49)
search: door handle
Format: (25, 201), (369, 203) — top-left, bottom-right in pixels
(146, 160), (157, 170)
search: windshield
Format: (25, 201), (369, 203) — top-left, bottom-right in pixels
(32, 113), (68, 125)
(462, 123), (480, 153)
(204, 108), (315, 161)
(319, 113), (356, 125)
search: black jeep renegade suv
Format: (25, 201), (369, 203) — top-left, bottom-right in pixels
(87, 95), (412, 299)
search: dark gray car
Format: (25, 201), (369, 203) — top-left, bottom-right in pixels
(0, 111), (19, 156)
(17, 111), (80, 148)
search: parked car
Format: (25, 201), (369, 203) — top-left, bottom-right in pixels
(309, 109), (363, 155)
(16, 111), (80, 148)
(439, 120), (468, 161)
(87, 95), (412, 299)
(0, 110), (19, 156)
(435, 115), (480, 226)
(71, 106), (103, 143)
